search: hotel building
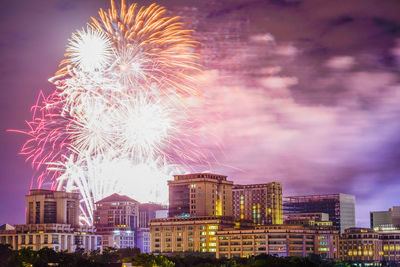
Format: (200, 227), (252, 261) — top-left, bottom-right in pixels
(232, 183), (283, 225)
(284, 194), (355, 233)
(216, 225), (339, 259)
(149, 216), (236, 253)
(94, 193), (139, 249)
(0, 190), (101, 252)
(168, 173), (233, 218)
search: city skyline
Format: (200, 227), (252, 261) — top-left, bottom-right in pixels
(1, 0), (400, 228)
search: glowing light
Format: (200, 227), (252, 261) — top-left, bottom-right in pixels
(16, 0), (204, 225)
(67, 28), (113, 72)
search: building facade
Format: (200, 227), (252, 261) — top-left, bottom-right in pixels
(284, 194), (355, 233)
(216, 225), (339, 259)
(136, 203), (168, 253)
(94, 193), (139, 249)
(339, 227), (400, 265)
(149, 216), (236, 253)
(0, 190), (101, 252)
(232, 183), (282, 225)
(26, 189), (80, 227)
(168, 173), (233, 218)
(370, 206), (400, 229)
(339, 228), (381, 264)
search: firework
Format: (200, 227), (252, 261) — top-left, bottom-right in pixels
(17, 0), (204, 225)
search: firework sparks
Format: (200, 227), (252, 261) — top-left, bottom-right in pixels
(16, 0), (205, 225)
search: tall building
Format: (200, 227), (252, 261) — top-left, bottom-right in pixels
(370, 206), (400, 229)
(232, 183), (282, 225)
(26, 189), (80, 227)
(283, 193), (355, 233)
(168, 173), (233, 218)
(0, 190), (101, 252)
(94, 193), (139, 249)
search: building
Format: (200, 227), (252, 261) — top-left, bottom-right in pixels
(370, 206), (400, 229)
(216, 225), (339, 259)
(94, 193), (139, 249)
(284, 212), (333, 227)
(284, 194), (355, 233)
(149, 216), (236, 253)
(232, 183), (282, 225)
(168, 173), (233, 218)
(138, 203), (168, 228)
(0, 190), (101, 252)
(339, 228), (381, 264)
(136, 203), (168, 253)
(26, 189), (80, 227)
(339, 227), (400, 265)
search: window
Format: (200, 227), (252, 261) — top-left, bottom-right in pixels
(44, 235), (48, 244)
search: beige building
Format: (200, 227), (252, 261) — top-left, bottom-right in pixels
(339, 228), (381, 263)
(0, 224), (100, 252)
(216, 225), (338, 259)
(149, 216), (236, 253)
(26, 189), (80, 227)
(232, 183), (282, 225)
(0, 190), (101, 252)
(168, 173), (233, 217)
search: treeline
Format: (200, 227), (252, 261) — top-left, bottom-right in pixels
(0, 244), (350, 267)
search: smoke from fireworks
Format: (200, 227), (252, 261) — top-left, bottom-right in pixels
(17, 0), (205, 225)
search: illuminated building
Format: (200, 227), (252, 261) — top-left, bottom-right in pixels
(232, 183), (282, 225)
(284, 194), (355, 233)
(94, 193), (139, 248)
(0, 190), (101, 252)
(339, 228), (381, 263)
(370, 206), (400, 229)
(149, 216), (236, 253)
(168, 173), (233, 217)
(216, 225), (339, 259)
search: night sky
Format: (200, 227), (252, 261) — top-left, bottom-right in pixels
(1, 0), (400, 226)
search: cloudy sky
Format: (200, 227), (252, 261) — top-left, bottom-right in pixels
(1, 0), (400, 226)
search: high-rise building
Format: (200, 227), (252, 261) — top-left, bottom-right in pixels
(168, 173), (233, 217)
(283, 194), (355, 233)
(94, 193), (139, 249)
(26, 189), (79, 227)
(0, 190), (101, 252)
(232, 183), (282, 225)
(370, 206), (400, 229)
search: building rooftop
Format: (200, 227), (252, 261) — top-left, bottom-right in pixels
(233, 182), (281, 189)
(0, 224), (14, 230)
(95, 193), (138, 204)
(284, 193), (355, 202)
(172, 173), (228, 181)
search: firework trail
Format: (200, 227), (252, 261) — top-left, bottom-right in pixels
(17, 0), (205, 225)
